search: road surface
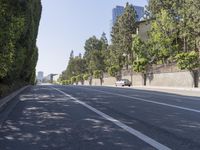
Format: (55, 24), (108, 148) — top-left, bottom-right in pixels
(0, 85), (200, 150)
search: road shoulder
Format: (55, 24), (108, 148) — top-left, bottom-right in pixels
(0, 86), (30, 111)
(101, 85), (200, 97)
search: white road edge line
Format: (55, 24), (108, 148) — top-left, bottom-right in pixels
(107, 86), (200, 101)
(52, 87), (171, 150)
(81, 87), (200, 113)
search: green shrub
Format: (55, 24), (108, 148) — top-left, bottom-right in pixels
(83, 74), (90, 80)
(71, 76), (76, 84)
(175, 51), (200, 71)
(133, 58), (148, 73)
(108, 66), (120, 77)
(76, 74), (83, 82)
(93, 70), (102, 78)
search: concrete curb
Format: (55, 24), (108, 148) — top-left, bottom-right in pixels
(132, 86), (200, 91)
(68, 84), (200, 92)
(79, 85), (200, 97)
(0, 85), (30, 111)
(100, 85), (200, 92)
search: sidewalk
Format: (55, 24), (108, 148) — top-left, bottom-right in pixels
(104, 85), (200, 97)
(132, 86), (200, 97)
(133, 85), (200, 91)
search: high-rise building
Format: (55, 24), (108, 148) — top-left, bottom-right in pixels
(37, 71), (44, 82)
(112, 5), (144, 25)
(134, 6), (145, 21)
(112, 6), (124, 25)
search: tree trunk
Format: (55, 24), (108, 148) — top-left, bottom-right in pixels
(130, 70), (133, 86)
(142, 73), (147, 86)
(191, 70), (199, 88)
(100, 78), (103, 86)
(126, 55), (129, 70)
(89, 76), (92, 86)
(81, 80), (84, 85)
(144, 73), (147, 86)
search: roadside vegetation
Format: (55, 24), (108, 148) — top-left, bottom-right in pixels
(61, 1), (200, 87)
(0, 0), (42, 97)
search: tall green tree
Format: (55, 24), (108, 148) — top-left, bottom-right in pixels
(108, 3), (137, 81)
(148, 9), (178, 64)
(109, 20), (123, 72)
(132, 35), (149, 85)
(118, 3), (137, 69)
(176, 51), (200, 87)
(84, 35), (105, 76)
(100, 32), (109, 71)
(177, 0), (200, 53)
(108, 65), (120, 80)
(147, 0), (200, 53)
(63, 51), (87, 81)
(0, 0), (42, 96)
(146, 0), (200, 88)
(146, 0), (181, 18)
(93, 70), (103, 85)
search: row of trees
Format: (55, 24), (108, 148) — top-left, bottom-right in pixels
(60, 3), (136, 85)
(59, 33), (108, 85)
(61, 1), (200, 87)
(142, 0), (200, 86)
(0, 0), (42, 96)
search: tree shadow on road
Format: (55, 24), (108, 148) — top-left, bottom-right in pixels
(0, 86), (153, 150)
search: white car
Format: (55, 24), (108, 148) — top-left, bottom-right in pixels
(115, 79), (131, 87)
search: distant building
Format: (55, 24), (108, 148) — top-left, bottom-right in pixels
(43, 74), (58, 83)
(137, 19), (151, 42)
(53, 74), (60, 82)
(134, 6), (145, 21)
(43, 74), (51, 83)
(37, 71), (44, 82)
(112, 6), (124, 25)
(112, 5), (145, 25)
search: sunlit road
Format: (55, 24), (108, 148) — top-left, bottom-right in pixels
(0, 85), (200, 150)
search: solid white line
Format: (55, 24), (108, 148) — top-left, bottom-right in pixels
(52, 87), (171, 150)
(112, 86), (200, 101)
(80, 87), (200, 113)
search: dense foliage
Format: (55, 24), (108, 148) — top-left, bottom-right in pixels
(108, 66), (120, 78)
(0, 0), (42, 96)
(61, 1), (200, 87)
(60, 33), (108, 85)
(109, 3), (137, 72)
(175, 51), (200, 71)
(146, 0), (200, 87)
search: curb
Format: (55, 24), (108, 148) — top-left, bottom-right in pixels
(99, 85), (200, 92)
(0, 85), (30, 111)
(69, 84), (200, 92)
(131, 86), (200, 92)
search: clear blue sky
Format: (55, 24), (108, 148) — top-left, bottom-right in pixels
(36, 0), (148, 76)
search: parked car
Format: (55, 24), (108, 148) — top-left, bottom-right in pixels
(115, 79), (132, 87)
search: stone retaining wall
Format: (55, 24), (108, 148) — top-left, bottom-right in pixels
(80, 64), (200, 88)
(146, 71), (194, 88)
(86, 71), (198, 88)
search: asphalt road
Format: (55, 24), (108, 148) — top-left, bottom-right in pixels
(0, 85), (200, 150)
